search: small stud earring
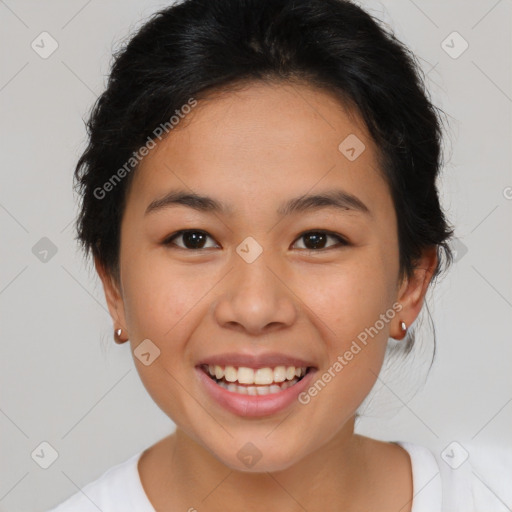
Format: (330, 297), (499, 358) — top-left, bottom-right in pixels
(114, 328), (126, 344)
(400, 321), (407, 338)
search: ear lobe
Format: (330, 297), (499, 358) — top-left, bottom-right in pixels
(94, 256), (125, 327)
(397, 247), (438, 325)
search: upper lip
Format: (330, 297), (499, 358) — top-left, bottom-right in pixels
(196, 352), (316, 369)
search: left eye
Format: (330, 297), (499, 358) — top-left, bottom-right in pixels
(292, 231), (348, 250)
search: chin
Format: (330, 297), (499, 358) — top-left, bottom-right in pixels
(208, 441), (304, 473)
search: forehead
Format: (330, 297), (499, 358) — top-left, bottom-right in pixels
(127, 81), (391, 217)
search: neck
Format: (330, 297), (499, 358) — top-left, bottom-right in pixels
(141, 416), (372, 512)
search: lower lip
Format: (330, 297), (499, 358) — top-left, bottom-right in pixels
(195, 367), (316, 418)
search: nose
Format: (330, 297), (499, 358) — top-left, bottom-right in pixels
(212, 253), (298, 336)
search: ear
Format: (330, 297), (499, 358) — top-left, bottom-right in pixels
(394, 246), (438, 338)
(94, 256), (128, 338)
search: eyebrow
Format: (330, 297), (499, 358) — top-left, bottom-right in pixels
(144, 189), (371, 217)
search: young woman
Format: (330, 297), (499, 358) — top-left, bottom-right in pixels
(47, 0), (509, 510)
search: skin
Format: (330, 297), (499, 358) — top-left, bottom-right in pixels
(95, 81), (437, 511)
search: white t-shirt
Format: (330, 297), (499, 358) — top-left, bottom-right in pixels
(47, 441), (512, 511)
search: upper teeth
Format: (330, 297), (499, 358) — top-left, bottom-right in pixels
(207, 365), (307, 385)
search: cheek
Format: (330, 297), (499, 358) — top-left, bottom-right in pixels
(296, 257), (396, 420)
(300, 260), (395, 349)
(120, 260), (201, 418)
(121, 257), (202, 340)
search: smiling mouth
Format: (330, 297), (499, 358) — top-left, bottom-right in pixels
(200, 364), (311, 395)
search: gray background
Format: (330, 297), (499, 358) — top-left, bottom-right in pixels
(0, 0), (511, 510)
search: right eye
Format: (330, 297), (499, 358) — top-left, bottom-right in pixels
(162, 230), (220, 250)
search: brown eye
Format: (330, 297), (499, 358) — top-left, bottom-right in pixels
(164, 230), (218, 250)
(293, 231), (348, 250)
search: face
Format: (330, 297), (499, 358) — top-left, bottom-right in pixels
(97, 81), (433, 472)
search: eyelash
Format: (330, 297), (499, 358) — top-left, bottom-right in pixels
(162, 229), (349, 252)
